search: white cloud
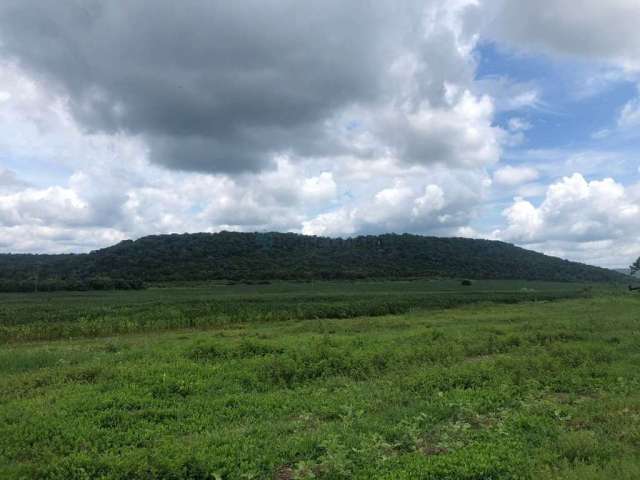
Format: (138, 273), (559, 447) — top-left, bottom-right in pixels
(0, 225), (126, 254)
(413, 184), (446, 216)
(504, 148), (635, 181)
(618, 96), (640, 129)
(302, 209), (359, 237)
(587, 85), (640, 139)
(301, 172), (337, 203)
(507, 118), (532, 132)
(495, 173), (640, 266)
(499, 198), (543, 242)
(0, 187), (90, 227)
(377, 90), (503, 168)
(303, 168), (491, 237)
(493, 165), (539, 187)
(474, 76), (542, 112)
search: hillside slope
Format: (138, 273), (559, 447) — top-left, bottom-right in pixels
(0, 232), (628, 291)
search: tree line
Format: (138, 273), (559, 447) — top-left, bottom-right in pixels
(0, 232), (628, 292)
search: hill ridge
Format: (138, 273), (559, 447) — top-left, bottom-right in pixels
(0, 231), (628, 291)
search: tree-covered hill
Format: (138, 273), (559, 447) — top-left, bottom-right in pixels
(0, 232), (628, 291)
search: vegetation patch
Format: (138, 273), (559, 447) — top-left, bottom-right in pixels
(1, 285), (638, 479)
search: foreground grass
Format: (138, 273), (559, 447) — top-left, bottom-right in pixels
(2, 294), (640, 479)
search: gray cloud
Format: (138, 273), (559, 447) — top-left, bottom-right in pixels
(0, 1), (430, 173)
(483, 0), (640, 70)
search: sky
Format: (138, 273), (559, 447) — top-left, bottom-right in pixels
(0, 0), (638, 268)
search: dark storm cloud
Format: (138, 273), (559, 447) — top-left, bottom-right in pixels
(0, 1), (423, 173)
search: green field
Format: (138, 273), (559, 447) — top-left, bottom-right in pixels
(2, 281), (639, 479)
(0, 280), (596, 343)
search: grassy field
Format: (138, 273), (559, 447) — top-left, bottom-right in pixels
(1, 281), (639, 479)
(0, 279), (597, 343)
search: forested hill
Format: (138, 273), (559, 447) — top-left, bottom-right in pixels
(0, 232), (629, 291)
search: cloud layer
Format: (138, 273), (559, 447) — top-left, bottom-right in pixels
(484, 0), (640, 70)
(0, 0), (497, 173)
(0, 1), (639, 268)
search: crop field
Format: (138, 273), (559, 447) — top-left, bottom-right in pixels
(1, 281), (639, 479)
(0, 279), (596, 343)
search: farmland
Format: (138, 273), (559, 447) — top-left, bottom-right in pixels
(1, 281), (639, 479)
(0, 279), (596, 343)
